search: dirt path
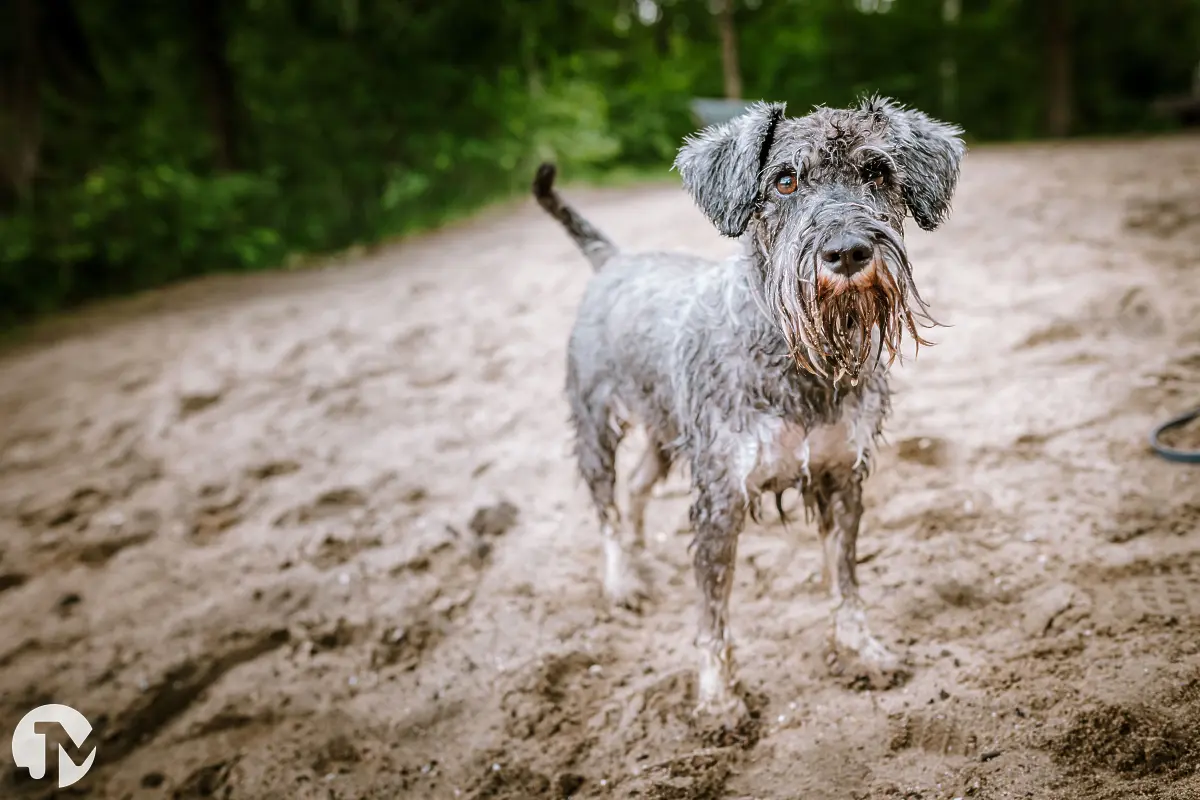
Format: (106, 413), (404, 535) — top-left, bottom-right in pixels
(2, 136), (1200, 800)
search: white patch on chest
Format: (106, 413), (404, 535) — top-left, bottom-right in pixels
(740, 394), (882, 494)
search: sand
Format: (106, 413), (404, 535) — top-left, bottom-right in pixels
(1, 135), (1199, 800)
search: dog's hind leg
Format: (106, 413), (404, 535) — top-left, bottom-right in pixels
(809, 470), (907, 688)
(689, 472), (749, 720)
(569, 388), (650, 611)
(627, 435), (672, 550)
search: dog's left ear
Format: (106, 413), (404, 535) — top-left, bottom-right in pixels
(673, 101), (786, 238)
(864, 96), (966, 232)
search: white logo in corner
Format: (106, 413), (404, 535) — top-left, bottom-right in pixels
(11, 704), (97, 788)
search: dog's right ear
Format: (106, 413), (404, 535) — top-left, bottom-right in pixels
(673, 101), (786, 238)
(861, 95), (965, 232)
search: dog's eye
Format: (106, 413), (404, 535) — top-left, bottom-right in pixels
(863, 165), (888, 188)
(774, 171), (798, 196)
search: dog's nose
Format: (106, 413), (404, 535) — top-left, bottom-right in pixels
(819, 235), (874, 276)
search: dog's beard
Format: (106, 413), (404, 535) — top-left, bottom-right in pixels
(760, 224), (938, 383)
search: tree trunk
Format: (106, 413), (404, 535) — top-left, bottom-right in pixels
(716, 0), (742, 100)
(1045, 0), (1072, 137)
(41, 0), (100, 94)
(654, 6), (671, 56)
(940, 0), (960, 121)
(0, 0), (42, 208)
(189, 0), (241, 170)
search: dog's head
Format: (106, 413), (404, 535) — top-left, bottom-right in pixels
(674, 97), (965, 382)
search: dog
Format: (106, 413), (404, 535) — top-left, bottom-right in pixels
(532, 96), (965, 720)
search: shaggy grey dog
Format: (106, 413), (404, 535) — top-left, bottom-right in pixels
(533, 96), (965, 720)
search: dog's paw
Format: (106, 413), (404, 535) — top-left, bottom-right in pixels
(825, 638), (909, 690)
(604, 562), (652, 613)
(602, 536), (653, 612)
(693, 644), (748, 727)
(693, 691), (764, 749)
(693, 689), (749, 726)
(826, 605), (910, 690)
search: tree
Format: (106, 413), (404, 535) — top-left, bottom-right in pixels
(715, 0), (743, 99)
(0, 0), (97, 208)
(1045, 0), (1072, 136)
(0, 0), (41, 208)
(189, 0), (242, 170)
(940, 0), (960, 121)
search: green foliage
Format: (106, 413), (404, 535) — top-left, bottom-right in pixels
(1, 0), (1198, 328)
(0, 167), (283, 328)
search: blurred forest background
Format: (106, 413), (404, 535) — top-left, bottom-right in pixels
(1, 0), (1199, 328)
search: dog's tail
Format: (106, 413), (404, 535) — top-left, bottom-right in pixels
(532, 163), (617, 271)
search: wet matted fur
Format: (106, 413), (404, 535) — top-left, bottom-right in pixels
(533, 96), (965, 719)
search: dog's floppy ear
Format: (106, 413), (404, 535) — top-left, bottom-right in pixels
(673, 101), (786, 238)
(864, 96), (965, 232)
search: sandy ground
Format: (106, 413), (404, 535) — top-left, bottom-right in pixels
(2, 136), (1200, 800)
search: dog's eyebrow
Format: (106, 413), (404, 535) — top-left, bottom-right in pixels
(763, 142), (810, 172)
(757, 144), (810, 187)
(794, 149), (815, 178)
(854, 145), (896, 168)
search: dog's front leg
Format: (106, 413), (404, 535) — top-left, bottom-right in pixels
(690, 479), (749, 720)
(816, 471), (907, 688)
